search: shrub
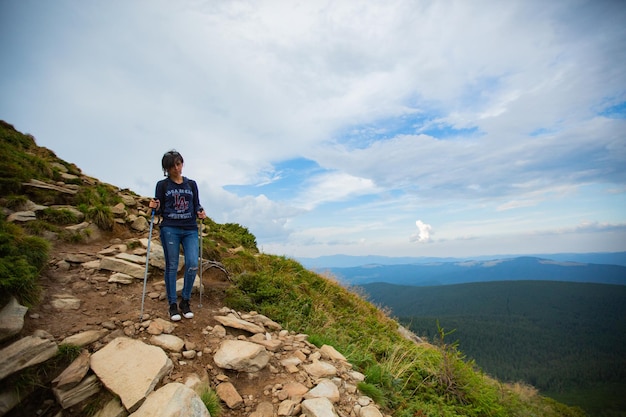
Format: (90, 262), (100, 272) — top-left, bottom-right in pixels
(0, 217), (49, 306)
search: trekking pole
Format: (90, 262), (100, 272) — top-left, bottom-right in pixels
(198, 219), (203, 308)
(140, 209), (155, 321)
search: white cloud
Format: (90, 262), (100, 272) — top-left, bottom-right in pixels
(410, 220), (433, 243)
(292, 172), (380, 210)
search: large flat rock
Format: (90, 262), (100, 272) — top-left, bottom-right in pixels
(90, 337), (173, 412)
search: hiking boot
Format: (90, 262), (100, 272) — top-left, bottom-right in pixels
(169, 303), (181, 321)
(180, 299), (194, 319)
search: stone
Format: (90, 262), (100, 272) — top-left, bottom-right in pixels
(0, 386), (27, 416)
(121, 194), (137, 207)
(22, 179), (77, 194)
(0, 297), (28, 343)
(281, 382), (309, 400)
(150, 334), (185, 352)
(304, 379), (340, 403)
(90, 337), (173, 412)
(320, 345), (347, 362)
(216, 382), (244, 409)
(52, 374), (101, 409)
(64, 253), (96, 263)
(349, 370), (366, 382)
(251, 402), (274, 417)
(7, 211), (37, 222)
(131, 216), (149, 232)
(213, 340), (270, 372)
(111, 203), (126, 217)
(99, 257), (146, 278)
(129, 383), (210, 417)
(65, 221), (90, 231)
(61, 329), (108, 347)
(139, 239), (171, 270)
(359, 405), (384, 417)
(108, 272), (134, 284)
(213, 315), (265, 334)
(115, 252), (146, 264)
(278, 399), (299, 416)
(147, 318), (176, 335)
(249, 333), (284, 352)
(303, 360), (337, 378)
(51, 350), (91, 390)
(175, 276), (202, 294)
(92, 396), (126, 417)
(301, 397), (339, 417)
(246, 313), (283, 331)
(0, 335), (58, 380)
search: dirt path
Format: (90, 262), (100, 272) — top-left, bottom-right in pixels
(17, 234), (282, 417)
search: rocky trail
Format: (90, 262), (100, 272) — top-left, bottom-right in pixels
(1, 195), (386, 417)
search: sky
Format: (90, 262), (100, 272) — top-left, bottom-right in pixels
(1, 0), (625, 260)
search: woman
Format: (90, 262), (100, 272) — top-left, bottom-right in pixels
(149, 150), (206, 321)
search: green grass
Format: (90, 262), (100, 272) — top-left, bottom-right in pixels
(0, 215), (50, 306)
(198, 384), (222, 416)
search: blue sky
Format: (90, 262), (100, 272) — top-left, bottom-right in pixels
(1, 0), (625, 259)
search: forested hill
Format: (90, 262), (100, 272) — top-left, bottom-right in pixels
(359, 280), (626, 416)
(326, 256), (626, 286)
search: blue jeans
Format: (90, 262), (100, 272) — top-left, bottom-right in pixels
(159, 226), (199, 304)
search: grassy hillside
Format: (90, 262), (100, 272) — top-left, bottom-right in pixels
(360, 281), (626, 416)
(0, 120), (587, 417)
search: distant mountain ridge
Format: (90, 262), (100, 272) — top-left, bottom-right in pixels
(309, 255), (626, 286)
(298, 251), (626, 268)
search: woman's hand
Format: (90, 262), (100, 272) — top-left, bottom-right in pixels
(197, 209), (206, 219)
(149, 199), (160, 210)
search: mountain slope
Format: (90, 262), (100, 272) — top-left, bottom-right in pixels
(0, 120), (588, 417)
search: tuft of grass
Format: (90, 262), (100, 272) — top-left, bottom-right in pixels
(40, 207), (78, 225)
(4, 195), (28, 210)
(357, 381), (386, 406)
(57, 344), (82, 362)
(198, 384), (222, 416)
(86, 205), (114, 231)
(59, 229), (86, 243)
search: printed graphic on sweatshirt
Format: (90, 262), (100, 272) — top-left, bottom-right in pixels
(165, 188), (193, 220)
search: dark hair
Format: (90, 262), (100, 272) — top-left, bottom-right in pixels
(161, 150), (184, 175)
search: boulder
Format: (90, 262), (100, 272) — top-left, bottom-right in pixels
(301, 397), (339, 417)
(90, 337), (173, 412)
(129, 383), (210, 417)
(213, 340), (270, 372)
